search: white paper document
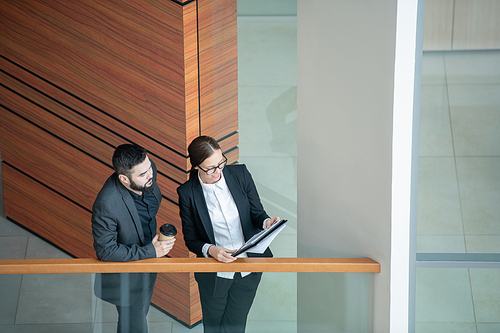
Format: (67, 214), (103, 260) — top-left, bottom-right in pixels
(232, 219), (288, 257)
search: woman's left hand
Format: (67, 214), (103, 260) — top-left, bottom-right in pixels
(265, 216), (280, 229)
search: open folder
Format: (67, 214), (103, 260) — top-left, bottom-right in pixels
(232, 219), (288, 257)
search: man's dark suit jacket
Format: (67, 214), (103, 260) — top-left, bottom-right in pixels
(177, 164), (272, 292)
(92, 160), (161, 306)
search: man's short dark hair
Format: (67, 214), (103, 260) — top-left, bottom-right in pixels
(112, 144), (147, 176)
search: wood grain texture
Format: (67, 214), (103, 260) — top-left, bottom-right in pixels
(0, 56), (190, 178)
(2, 164), (96, 258)
(182, 1), (201, 148)
(0, 0), (194, 155)
(152, 272), (202, 325)
(0, 258), (382, 274)
(198, 0), (239, 141)
(423, 0), (454, 51)
(453, 0), (500, 50)
(0, 70), (187, 202)
(0, 110), (109, 210)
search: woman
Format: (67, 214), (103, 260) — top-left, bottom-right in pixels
(177, 135), (279, 333)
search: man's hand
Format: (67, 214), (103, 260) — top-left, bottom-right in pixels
(265, 216), (280, 229)
(208, 245), (237, 263)
(152, 234), (175, 257)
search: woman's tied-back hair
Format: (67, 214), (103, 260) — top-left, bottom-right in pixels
(112, 144), (147, 177)
(188, 136), (221, 179)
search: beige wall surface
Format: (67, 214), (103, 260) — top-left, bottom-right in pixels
(297, 0), (397, 332)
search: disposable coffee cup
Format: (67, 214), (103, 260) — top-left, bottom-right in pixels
(159, 224), (177, 241)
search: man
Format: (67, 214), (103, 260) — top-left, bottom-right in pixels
(92, 144), (175, 333)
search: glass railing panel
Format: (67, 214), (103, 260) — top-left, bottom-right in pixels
(0, 270), (377, 333)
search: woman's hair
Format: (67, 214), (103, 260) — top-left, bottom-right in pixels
(112, 144), (147, 177)
(188, 135), (221, 179)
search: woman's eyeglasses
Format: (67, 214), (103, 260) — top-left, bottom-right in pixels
(198, 155), (227, 175)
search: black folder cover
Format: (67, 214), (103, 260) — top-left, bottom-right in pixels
(231, 219), (288, 257)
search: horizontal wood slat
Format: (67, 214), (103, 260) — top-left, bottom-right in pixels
(0, 97), (185, 204)
(0, 48), (191, 180)
(0, 0), (196, 155)
(0, 109), (109, 210)
(2, 164), (96, 258)
(0, 258), (381, 274)
(152, 272), (201, 325)
(198, 0), (238, 140)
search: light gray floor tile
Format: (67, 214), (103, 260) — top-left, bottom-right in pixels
(0, 236), (28, 259)
(456, 157), (500, 235)
(469, 269), (500, 322)
(466, 235), (500, 253)
(145, 321), (174, 333)
(0, 216), (31, 237)
(415, 322), (476, 333)
(238, 18), (297, 87)
(419, 85), (454, 156)
(417, 157), (463, 235)
(246, 321), (297, 333)
(417, 235), (466, 253)
(91, 322), (116, 333)
(0, 323), (93, 333)
(477, 323), (500, 333)
(0, 275), (22, 325)
(16, 274), (93, 324)
(26, 235), (71, 259)
(416, 268), (475, 322)
(421, 52), (446, 85)
(448, 84), (500, 156)
(92, 298), (117, 323)
(445, 50), (500, 85)
(147, 305), (178, 323)
(171, 320), (203, 333)
(249, 272), (297, 322)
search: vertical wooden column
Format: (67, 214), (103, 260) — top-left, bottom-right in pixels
(0, 0), (238, 326)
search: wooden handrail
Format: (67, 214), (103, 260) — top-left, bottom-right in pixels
(0, 257), (380, 274)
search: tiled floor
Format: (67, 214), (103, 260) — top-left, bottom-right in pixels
(1, 15), (499, 333)
(416, 50), (500, 333)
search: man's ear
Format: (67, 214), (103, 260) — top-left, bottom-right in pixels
(118, 174), (129, 184)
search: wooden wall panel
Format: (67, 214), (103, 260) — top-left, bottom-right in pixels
(2, 164), (96, 258)
(0, 0), (238, 327)
(453, 0), (500, 50)
(0, 81), (183, 204)
(0, 0), (197, 155)
(423, 0), (454, 51)
(0, 56), (190, 177)
(0, 110), (108, 210)
(198, 0), (239, 147)
(152, 272), (202, 325)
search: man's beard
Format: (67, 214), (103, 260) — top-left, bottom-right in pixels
(129, 178), (155, 193)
